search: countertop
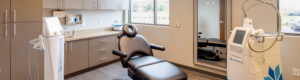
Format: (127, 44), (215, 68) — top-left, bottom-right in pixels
(64, 28), (120, 42)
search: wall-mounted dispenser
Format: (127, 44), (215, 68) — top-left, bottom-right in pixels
(66, 14), (82, 25)
(52, 11), (83, 25)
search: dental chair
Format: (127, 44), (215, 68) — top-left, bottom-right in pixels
(112, 24), (188, 80)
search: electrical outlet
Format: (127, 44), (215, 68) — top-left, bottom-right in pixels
(293, 68), (300, 77)
(175, 23), (180, 28)
(0, 68), (2, 72)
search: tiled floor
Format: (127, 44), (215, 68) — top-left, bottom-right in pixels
(65, 62), (222, 80)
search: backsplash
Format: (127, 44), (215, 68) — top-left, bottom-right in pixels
(43, 9), (124, 31)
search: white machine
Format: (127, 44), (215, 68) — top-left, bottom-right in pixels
(30, 17), (64, 80)
(227, 27), (283, 80)
(227, 0), (283, 80)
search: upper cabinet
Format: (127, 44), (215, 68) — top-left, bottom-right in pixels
(83, 0), (98, 9)
(43, 0), (128, 10)
(43, 0), (60, 9)
(11, 0), (43, 22)
(64, 0), (83, 9)
(98, 0), (129, 10)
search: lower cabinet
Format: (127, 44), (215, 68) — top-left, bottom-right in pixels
(88, 35), (118, 67)
(65, 34), (118, 75)
(67, 39), (89, 74)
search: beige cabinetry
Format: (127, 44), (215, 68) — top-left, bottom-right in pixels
(0, 0), (43, 80)
(10, 22), (43, 80)
(43, 0), (60, 9)
(64, 0), (83, 9)
(0, 0), (10, 22)
(42, 0), (128, 10)
(66, 40), (89, 73)
(0, 23), (11, 80)
(11, 0), (43, 22)
(98, 0), (129, 10)
(64, 34), (118, 75)
(64, 43), (69, 75)
(83, 0), (98, 9)
(0, 1), (10, 80)
(88, 35), (118, 67)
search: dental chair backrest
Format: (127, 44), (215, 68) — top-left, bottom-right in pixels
(117, 24), (153, 67)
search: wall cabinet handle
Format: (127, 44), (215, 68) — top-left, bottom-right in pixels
(13, 24), (16, 36)
(13, 9), (16, 22)
(5, 9), (8, 23)
(3, 10), (8, 38)
(5, 24), (8, 38)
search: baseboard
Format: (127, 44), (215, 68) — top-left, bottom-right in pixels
(172, 62), (227, 79)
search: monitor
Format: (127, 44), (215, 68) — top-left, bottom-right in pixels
(233, 30), (246, 45)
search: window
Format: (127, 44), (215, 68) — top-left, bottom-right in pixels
(280, 0), (300, 34)
(129, 0), (170, 25)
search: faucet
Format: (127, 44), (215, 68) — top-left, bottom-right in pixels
(67, 28), (75, 38)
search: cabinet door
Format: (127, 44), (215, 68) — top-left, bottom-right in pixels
(68, 40), (89, 73)
(65, 0), (83, 9)
(43, 0), (60, 8)
(11, 0), (42, 22)
(11, 22), (43, 80)
(0, 0), (10, 22)
(83, 0), (98, 9)
(64, 43), (69, 75)
(98, 0), (128, 10)
(98, 0), (116, 9)
(116, 0), (129, 9)
(0, 23), (10, 80)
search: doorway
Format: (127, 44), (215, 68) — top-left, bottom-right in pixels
(194, 0), (227, 71)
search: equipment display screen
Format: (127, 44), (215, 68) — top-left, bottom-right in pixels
(233, 30), (246, 45)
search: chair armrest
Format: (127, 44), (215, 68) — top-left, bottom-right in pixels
(150, 44), (165, 51)
(112, 49), (127, 58)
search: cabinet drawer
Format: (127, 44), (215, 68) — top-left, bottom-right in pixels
(89, 35), (117, 48)
(89, 45), (118, 67)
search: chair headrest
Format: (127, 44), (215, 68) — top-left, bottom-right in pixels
(117, 24), (138, 38)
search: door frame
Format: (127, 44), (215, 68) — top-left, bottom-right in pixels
(193, 0), (232, 72)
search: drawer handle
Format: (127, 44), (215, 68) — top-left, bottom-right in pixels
(99, 57), (108, 61)
(99, 48), (108, 52)
(99, 40), (109, 42)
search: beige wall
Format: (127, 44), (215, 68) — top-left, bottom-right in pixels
(280, 36), (300, 80)
(232, 0), (278, 32)
(136, 0), (227, 76)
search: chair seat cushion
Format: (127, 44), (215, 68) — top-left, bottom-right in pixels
(128, 56), (164, 69)
(136, 62), (188, 80)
